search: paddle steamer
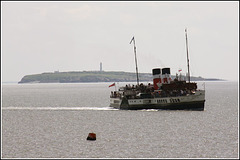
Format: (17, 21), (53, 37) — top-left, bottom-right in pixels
(109, 29), (205, 110)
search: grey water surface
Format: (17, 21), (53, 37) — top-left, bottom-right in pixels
(2, 81), (238, 158)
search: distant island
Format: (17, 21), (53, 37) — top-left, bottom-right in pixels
(18, 71), (224, 84)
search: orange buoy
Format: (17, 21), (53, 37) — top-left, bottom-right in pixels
(87, 133), (96, 141)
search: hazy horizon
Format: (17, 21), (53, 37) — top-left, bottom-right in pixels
(2, 69), (232, 83)
(2, 1), (239, 82)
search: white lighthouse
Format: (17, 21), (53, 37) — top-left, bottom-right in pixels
(100, 62), (102, 72)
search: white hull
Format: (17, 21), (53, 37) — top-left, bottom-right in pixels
(110, 90), (205, 110)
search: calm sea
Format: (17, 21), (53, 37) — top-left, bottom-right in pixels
(1, 81), (239, 158)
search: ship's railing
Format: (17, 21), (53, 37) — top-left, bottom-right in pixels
(153, 89), (196, 98)
(110, 91), (123, 99)
(110, 83), (197, 99)
(110, 90), (196, 99)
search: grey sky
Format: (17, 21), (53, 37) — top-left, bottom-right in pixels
(2, 1), (239, 82)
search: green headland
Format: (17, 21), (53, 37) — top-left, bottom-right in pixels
(18, 71), (223, 84)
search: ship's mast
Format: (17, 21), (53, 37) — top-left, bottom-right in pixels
(130, 36), (139, 86)
(185, 28), (190, 83)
